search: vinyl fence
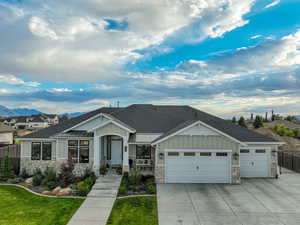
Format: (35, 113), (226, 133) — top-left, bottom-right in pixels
(278, 151), (300, 173)
(0, 144), (21, 174)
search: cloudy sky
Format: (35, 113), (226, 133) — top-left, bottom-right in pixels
(0, 0), (299, 118)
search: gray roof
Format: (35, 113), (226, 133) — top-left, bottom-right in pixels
(20, 104), (278, 143)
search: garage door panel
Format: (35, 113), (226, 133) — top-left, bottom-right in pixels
(166, 151), (231, 183)
(240, 149), (269, 177)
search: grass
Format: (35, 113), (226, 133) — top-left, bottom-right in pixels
(107, 196), (158, 225)
(0, 185), (84, 225)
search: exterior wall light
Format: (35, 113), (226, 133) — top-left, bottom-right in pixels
(233, 152), (239, 160)
(159, 152), (164, 159)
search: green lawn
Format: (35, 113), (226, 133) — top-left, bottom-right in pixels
(0, 185), (84, 225)
(107, 196), (158, 225)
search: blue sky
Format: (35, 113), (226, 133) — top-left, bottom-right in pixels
(0, 0), (300, 118)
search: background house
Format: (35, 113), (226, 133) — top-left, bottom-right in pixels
(0, 123), (14, 146)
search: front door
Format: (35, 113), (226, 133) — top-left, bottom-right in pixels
(111, 139), (122, 165)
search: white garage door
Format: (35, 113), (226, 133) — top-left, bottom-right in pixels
(240, 149), (269, 177)
(166, 151), (231, 183)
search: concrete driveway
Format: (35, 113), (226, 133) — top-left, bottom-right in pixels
(157, 169), (300, 225)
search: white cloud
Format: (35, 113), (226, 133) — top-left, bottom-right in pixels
(0, 74), (40, 87)
(177, 30), (300, 77)
(51, 88), (72, 93)
(0, 0), (255, 82)
(264, 0), (280, 9)
(250, 34), (261, 39)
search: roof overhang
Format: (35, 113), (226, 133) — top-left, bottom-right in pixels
(16, 138), (56, 141)
(152, 120), (247, 146)
(244, 142), (285, 145)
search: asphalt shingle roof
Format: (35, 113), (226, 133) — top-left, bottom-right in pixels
(20, 104), (278, 143)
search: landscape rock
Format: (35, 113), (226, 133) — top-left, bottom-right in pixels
(57, 187), (72, 196)
(25, 177), (33, 184)
(42, 190), (52, 195)
(52, 186), (61, 195)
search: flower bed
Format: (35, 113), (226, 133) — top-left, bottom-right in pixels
(118, 169), (156, 197)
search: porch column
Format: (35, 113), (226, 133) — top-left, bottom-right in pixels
(122, 139), (129, 173)
(93, 136), (101, 175)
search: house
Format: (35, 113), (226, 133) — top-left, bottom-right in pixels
(27, 116), (49, 129)
(0, 123), (14, 146)
(17, 104), (283, 184)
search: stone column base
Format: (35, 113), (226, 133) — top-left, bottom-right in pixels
(122, 165), (129, 173)
(232, 166), (241, 184)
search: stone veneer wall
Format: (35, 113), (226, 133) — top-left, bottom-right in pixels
(271, 149), (278, 177)
(21, 158), (94, 176)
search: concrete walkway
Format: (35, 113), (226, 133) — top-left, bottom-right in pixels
(67, 175), (122, 225)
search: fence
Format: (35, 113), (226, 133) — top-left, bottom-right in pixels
(0, 144), (21, 174)
(278, 151), (300, 173)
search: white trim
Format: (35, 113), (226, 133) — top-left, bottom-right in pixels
(165, 149), (233, 153)
(244, 142), (285, 145)
(128, 142), (151, 145)
(17, 138), (56, 141)
(88, 120), (135, 133)
(152, 120), (247, 146)
(240, 146), (272, 150)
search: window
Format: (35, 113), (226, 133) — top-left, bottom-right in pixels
(68, 140), (89, 163)
(168, 152), (179, 156)
(240, 149), (250, 153)
(184, 152), (195, 156)
(216, 152), (227, 156)
(256, 149), (266, 153)
(136, 145), (152, 159)
(32, 142), (41, 160)
(42, 142), (52, 160)
(200, 152), (211, 156)
(31, 142), (52, 160)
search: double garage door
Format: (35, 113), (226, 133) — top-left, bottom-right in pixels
(166, 150), (231, 183)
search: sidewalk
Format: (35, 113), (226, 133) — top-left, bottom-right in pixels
(67, 175), (122, 225)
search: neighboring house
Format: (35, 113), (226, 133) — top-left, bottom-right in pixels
(17, 104), (283, 184)
(27, 117), (49, 129)
(0, 123), (14, 146)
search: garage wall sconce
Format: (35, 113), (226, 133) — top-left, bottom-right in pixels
(233, 152), (239, 160)
(159, 152), (164, 159)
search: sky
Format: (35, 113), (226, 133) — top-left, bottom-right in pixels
(0, 0), (300, 118)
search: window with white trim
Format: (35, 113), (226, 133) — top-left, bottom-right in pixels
(31, 142), (52, 160)
(68, 140), (89, 163)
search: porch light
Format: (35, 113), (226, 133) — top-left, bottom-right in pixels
(233, 152), (239, 160)
(159, 152), (164, 159)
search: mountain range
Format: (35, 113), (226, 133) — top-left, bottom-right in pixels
(0, 105), (83, 117)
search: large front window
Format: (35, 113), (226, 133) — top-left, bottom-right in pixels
(136, 145), (152, 159)
(31, 142), (52, 160)
(68, 140), (89, 163)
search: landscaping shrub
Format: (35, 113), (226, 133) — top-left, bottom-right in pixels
(118, 183), (127, 195)
(32, 169), (44, 186)
(20, 169), (30, 179)
(84, 177), (95, 187)
(76, 181), (90, 196)
(128, 169), (142, 185)
(272, 124), (296, 137)
(42, 167), (57, 189)
(99, 166), (108, 176)
(83, 167), (96, 181)
(145, 180), (156, 194)
(58, 161), (75, 188)
(7, 177), (24, 184)
(0, 156), (15, 181)
(115, 166), (122, 175)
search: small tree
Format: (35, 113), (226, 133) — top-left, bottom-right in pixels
(250, 113), (254, 121)
(238, 116), (247, 128)
(232, 116), (237, 124)
(253, 115), (263, 129)
(58, 159), (75, 188)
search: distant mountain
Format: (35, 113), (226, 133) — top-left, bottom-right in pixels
(0, 105), (43, 117)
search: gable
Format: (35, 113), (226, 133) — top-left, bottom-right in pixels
(73, 115), (109, 131)
(94, 122), (128, 138)
(178, 123), (219, 136)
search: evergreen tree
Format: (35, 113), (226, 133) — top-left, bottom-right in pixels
(250, 113), (254, 121)
(253, 115), (264, 128)
(238, 116), (247, 128)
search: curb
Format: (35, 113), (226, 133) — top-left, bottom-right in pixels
(0, 184), (85, 199)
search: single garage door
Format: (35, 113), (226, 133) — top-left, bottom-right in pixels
(165, 151), (231, 183)
(240, 149), (269, 177)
